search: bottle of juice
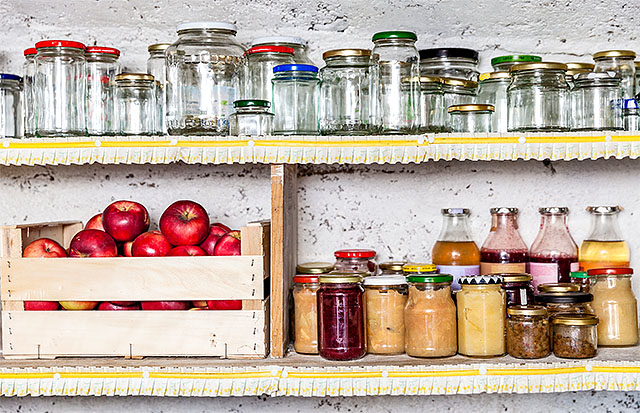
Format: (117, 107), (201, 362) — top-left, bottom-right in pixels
(529, 207), (579, 291)
(432, 208), (480, 290)
(579, 206), (630, 271)
(480, 207), (528, 274)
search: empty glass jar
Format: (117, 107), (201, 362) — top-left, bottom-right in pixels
(272, 64), (319, 135)
(115, 73), (156, 135)
(571, 72), (623, 131)
(23, 48), (36, 137)
(419, 48), (479, 81)
(229, 99), (274, 136)
(0, 74), (23, 138)
(477, 71), (510, 133)
(250, 36), (313, 65)
(86, 46), (120, 135)
(448, 104), (494, 133)
(593, 50), (636, 99)
(147, 43), (171, 135)
(245, 45), (295, 103)
(415, 76), (446, 132)
(442, 77), (477, 111)
(491, 55), (541, 71)
(565, 63), (594, 89)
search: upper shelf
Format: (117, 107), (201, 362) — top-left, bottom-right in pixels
(1, 132), (640, 166)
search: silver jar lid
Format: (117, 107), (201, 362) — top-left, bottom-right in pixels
(441, 208), (471, 216)
(490, 207), (519, 214)
(539, 207), (569, 214)
(586, 206), (622, 214)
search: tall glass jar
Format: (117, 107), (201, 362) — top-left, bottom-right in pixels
(293, 273), (320, 354)
(23, 48), (36, 137)
(34, 40), (86, 136)
(272, 64), (319, 135)
(480, 207), (529, 275)
(507, 62), (570, 132)
(565, 63), (594, 89)
(115, 73), (156, 135)
(165, 22), (244, 136)
(448, 104), (494, 133)
(477, 71), (509, 133)
(419, 48), (479, 81)
(229, 100), (274, 136)
(0, 74), (23, 138)
(250, 36), (314, 65)
(501, 273), (534, 306)
(86, 47), (120, 135)
(244, 46), (295, 103)
(415, 76), (446, 132)
(442, 77), (477, 110)
(147, 43), (171, 135)
(506, 305), (550, 359)
(371, 31), (420, 134)
(623, 98), (639, 131)
(333, 249), (377, 276)
(319, 49), (380, 135)
(363, 275), (408, 355)
(317, 274), (365, 361)
(491, 55), (541, 71)
(593, 50), (636, 99)
(579, 206), (630, 272)
(571, 73), (623, 131)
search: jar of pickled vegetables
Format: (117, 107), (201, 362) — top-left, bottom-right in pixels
(501, 273), (534, 306)
(536, 291), (594, 318)
(363, 275), (408, 355)
(506, 305), (550, 359)
(552, 314), (599, 359)
(379, 262), (406, 275)
(333, 249), (377, 276)
(570, 271), (593, 293)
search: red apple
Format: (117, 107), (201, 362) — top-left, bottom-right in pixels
(123, 241), (133, 257)
(192, 300), (208, 308)
(167, 245), (207, 256)
(141, 301), (191, 310)
(85, 214), (105, 231)
(23, 238), (67, 258)
(131, 231), (173, 257)
(207, 300), (242, 310)
(213, 230), (241, 256)
(159, 200), (210, 246)
(59, 301), (99, 310)
(111, 301), (136, 306)
(68, 229), (118, 258)
(200, 223), (231, 255)
(24, 301), (60, 311)
(98, 302), (140, 311)
(102, 200), (150, 242)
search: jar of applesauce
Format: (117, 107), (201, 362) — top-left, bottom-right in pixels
(457, 275), (506, 357)
(363, 275), (408, 355)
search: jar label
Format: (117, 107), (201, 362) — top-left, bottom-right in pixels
(436, 265), (480, 291)
(480, 262), (526, 275)
(529, 262), (560, 292)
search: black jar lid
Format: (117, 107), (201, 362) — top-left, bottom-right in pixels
(537, 291), (593, 304)
(419, 48), (478, 61)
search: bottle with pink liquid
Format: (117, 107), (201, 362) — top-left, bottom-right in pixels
(480, 207), (529, 274)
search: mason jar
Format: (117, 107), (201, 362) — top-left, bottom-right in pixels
(166, 22), (245, 136)
(250, 36), (314, 65)
(34, 40), (86, 136)
(115, 73), (156, 135)
(593, 50), (636, 99)
(448, 104), (494, 133)
(477, 71), (510, 132)
(414, 76), (446, 133)
(371, 31), (420, 134)
(272, 64), (319, 135)
(442, 77), (477, 111)
(86, 46), (120, 135)
(0, 74), (23, 138)
(147, 43), (171, 135)
(565, 62), (594, 89)
(229, 99), (274, 136)
(571, 72), (623, 131)
(491, 55), (541, 71)
(244, 46), (295, 103)
(623, 98), (639, 131)
(419, 48), (479, 81)
(23, 48), (36, 137)
(507, 62), (570, 132)
(319, 49), (380, 135)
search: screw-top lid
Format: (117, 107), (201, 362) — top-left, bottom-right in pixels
(570, 271), (589, 279)
(148, 43), (172, 52)
(176, 21), (237, 33)
(319, 273), (363, 284)
(293, 275), (319, 284)
(507, 305), (547, 316)
(233, 99), (271, 108)
(491, 54), (541, 66)
(539, 207), (569, 214)
(0, 74), (21, 81)
(86, 46), (120, 56)
(441, 208), (471, 216)
(538, 283), (580, 293)
(587, 268), (633, 277)
(552, 314), (599, 326)
(407, 274), (453, 284)
(364, 275), (408, 286)
(23, 48), (37, 56)
(273, 64), (318, 73)
(372, 31), (417, 42)
(296, 262), (334, 274)
(479, 71), (510, 81)
(448, 104), (495, 113)
(379, 261), (407, 272)
(509, 62), (568, 72)
(566, 62), (595, 70)
(586, 205), (621, 214)
(419, 48), (478, 61)
(402, 263), (438, 274)
(35, 40), (86, 50)
(459, 275), (502, 285)
(334, 249), (376, 259)
(500, 273), (532, 283)
(490, 207), (519, 214)
(440, 77), (478, 88)
(115, 73), (155, 82)
(251, 36), (307, 47)
(246, 46), (294, 55)
(323, 49), (371, 59)
(537, 291), (593, 304)
(593, 50), (636, 60)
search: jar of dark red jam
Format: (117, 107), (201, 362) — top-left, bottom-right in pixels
(501, 273), (534, 306)
(317, 273), (366, 361)
(333, 249), (377, 276)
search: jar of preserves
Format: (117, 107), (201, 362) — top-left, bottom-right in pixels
(319, 49), (380, 135)
(507, 62), (570, 132)
(23, 48), (36, 137)
(536, 291), (594, 318)
(623, 98), (639, 131)
(565, 63), (594, 89)
(593, 50), (636, 99)
(115, 73), (156, 135)
(588, 267), (638, 346)
(250, 36), (314, 65)
(501, 273), (534, 306)
(552, 314), (598, 359)
(442, 77), (477, 110)
(506, 305), (550, 359)
(415, 76), (446, 133)
(480, 207), (529, 275)
(448, 104), (494, 133)
(34, 40), (86, 136)
(570, 271), (593, 293)
(293, 273), (321, 354)
(272, 64), (320, 135)
(571, 73), (623, 131)
(0, 74), (23, 139)
(147, 43), (171, 135)
(166, 22), (244, 136)
(419, 48), (479, 81)
(457, 275), (506, 357)
(317, 273), (365, 361)
(404, 274), (457, 358)
(244, 45), (295, 103)
(86, 46), (120, 136)
(333, 249), (377, 276)
(579, 206), (630, 272)
(537, 283), (580, 294)
(477, 71), (510, 133)
(363, 275), (408, 355)
(229, 100), (274, 136)
(491, 55), (541, 71)
(379, 262), (406, 275)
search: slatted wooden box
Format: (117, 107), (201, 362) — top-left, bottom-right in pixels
(0, 220), (270, 359)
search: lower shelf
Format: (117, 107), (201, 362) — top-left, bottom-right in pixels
(1, 347), (640, 397)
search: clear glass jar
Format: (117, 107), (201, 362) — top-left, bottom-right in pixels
(623, 98), (639, 131)
(378, 262), (406, 275)
(319, 49), (380, 135)
(507, 62), (570, 132)
(480, 207), (529, 275)
(477, 72), (509, 133)
(317, 274), (365, 361)
(404, 274), (457, 358)
(23, 48), (36, 137)
(229, 100), (274, 136)
(457, 275), (506, 357)
(272, 64), (319, 135)
(442, 77), (477, 111)
(115, 73), (156, 136)
(34, 40), (86, 136)
(593, 50), (636, 99)
(506, 305), (550, 359)
(580, 206), (630, 272)
(588, 268), (638, 346)
(501, 273), (534, 306)
(293, 274), (320, 354)
(333, 249), (377, 276)
(552, 314), (598, 359)
(0, 74), (23, 138)
(448, 104), (494, 133)
(372, 31), (420, 134)
(147, 43), (171, 135)
(250, 36), (314, 65)
(571, 73), (623, 131)
(413, 76), (446, 132)
(491, 55), (541, 72)
(363, 275), (408, 355)
(244, 46), (295, 103)
(419, 48), (479, 81)
(536, 291), (595, 318)
(166, 22), (244, 136)
(570, 271), (593, 293)
(86, 47), (120, 135)
(565, 63), (594, 89)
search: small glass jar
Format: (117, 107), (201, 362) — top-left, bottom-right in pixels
(229, 100), (274, 136)
(506, 305), (551, 359)
(501, 273), (534, 307)
(570, 271), (593, 293)
(333, 249), (377, 276)
(419, 48), (479, 81)
(537, 283), (580, 294)
(244, 45), (295, 103)
(588, 268), (638, 346)
(565, 63), (594, 89)
(34, 40), (87, 136)
(623, 98), (639, 131)
(491, 55), (541, 72)
(593, 50), (636, 99)
(250, 36), (314, 65)
(86, 46), (120, 135)
(457, 275), (506, 357)
(23, 48), (36, 137)
(536, 291), (595, 318)
(115, 73), (156, 136)
(0, 74), (23, 138)
(272, 64), (319, 135)
(293, 273), (321, 354)
(415, 76), (447, 133)
(379, 261), (406, 275)
(571, 72), (623, 131)
(448, 104), (494, 133)
(147, 43), (171, 135)
(319, 49), (380, 135)
(363, 275), (408, 355)
(442, 77), (477, 110)
(552, 314), (599, 359)
(477, 71), (509, 133)
(317, 274), (365, 361)
(507, 62), (570, 132)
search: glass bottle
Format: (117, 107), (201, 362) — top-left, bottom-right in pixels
(115, 73), (156, 135)
(86, 46), (120, 135)
(271, 64), (319, 135)
(147, 43), (171, 135)
(491, 54), (541, 71)
(477, 71), (509, 133)
(23, 48), (36, 137)
(419, 48), (479, 81)
(0, 74), (23, 138)
(529, 207), (579, 291)
(432, 208), (480, 291)
(250, 36), (314, 65)
(593, 50), (636, 99)
(363, 275), (408, 355)
(480, 207), (528, 275)
(229, 99), (274, 136)
(244, 45), (295, 103)
(579, 206), (630, 272)
(448, 104), (494, 133)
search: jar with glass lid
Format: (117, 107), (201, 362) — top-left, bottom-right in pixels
(333, 249), (377, 276)
(491, 55), (541, 72)
(588, 267), (638, 346)
(507, 62), (570, 132)
(623, 98), (639, 131)
(244, 45), (295, 103)
(565, 62), (594, 89)
(442, 77), (477, 110)
(23, 48), (36, 137)
(147, 43), (171, 135)
(0, 74), (22, 138)
(448, 104), (494, 133)
(571, 72), (623, 131)
(115, 73), (156, 135)
(229, 100), (274, 136)
(379, 261), (406, 275)
(414, 76), (446, 132)
(319, 49), (380, 135)
(593, 50), (636, 99)
(419, 48), (479, 81)
(552, 314), (598, 359)
(165, 22), (245, 136)
(477, 71), (509, 132)
(272, 64), (319, 135)
(250, 36), (314, 65)
(86, 46), (120, 135)
(404, 273), (457, 358)
(501, 273), (534, 307)
(363, 275), (407, 355)
(506, 305), (550, 359)
(579, 206), (630, 272)
(537, 291), (594, 318)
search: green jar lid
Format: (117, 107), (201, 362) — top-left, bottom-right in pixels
(372, 31), (417, 42)
(407, 274), (453, 284)
(570, 271), (589, 279)
(233, 99), (270, 108)
(491, 55), (542, 66)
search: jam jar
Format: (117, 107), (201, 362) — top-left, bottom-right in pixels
(363, 275), (408, 355)
(317, 273), (365, 361)
(570, 271), (593, 293)
(333, 249), (377, 276)
(379, 261), (406, 275)
(552, 314), (599, 359)
(536, 291), (594, 318)
(506, 305), (550, 359)
(501, 273), (534, 306)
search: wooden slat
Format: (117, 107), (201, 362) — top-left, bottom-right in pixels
(241, 221), (271, 280)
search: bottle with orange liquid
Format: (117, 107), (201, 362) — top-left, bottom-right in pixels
(579, 206), (630, 271)
(432, 208), (480, 290)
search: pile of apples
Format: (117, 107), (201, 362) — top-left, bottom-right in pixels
(22, 200), (242, 312)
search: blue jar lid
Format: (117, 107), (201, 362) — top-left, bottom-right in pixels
(624, 98), (638, 110)
(273, 64), (318, 73)
(0, 74), (21, 81)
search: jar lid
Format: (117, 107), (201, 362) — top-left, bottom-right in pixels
(539, 207), (569, 214)
(323, 49), (371, 59)
(407, 274), (453, 284)
(115, 73), (155, 82)
(0, 74), (22, 81)
(293, 275), (319, 284)
(234, 99), (271, 108)
(379, 261), (407, 272)
(296, 262), (334, 274)
(500, 273), (532, 283)
(459, 275), (502, 285)
(441, 208), (470, 216)
(401, 76), (444, 84)
(419, 48), (479, 61)
(319, 274), (363, 284)
(251, 36), (307, 47)
(246, 46), (294, 55)
(35, 40), (86, 50)
(479, 71), (510, 81)
(490, 207), (519, 214)
(636, 61), (640, 68)
(448, 104), (495, 113)
(593, 50), (637, 59)
(537, 291), (593, 304)
(624, 98), (639, 110)
(273, 64), (318, 73)
(570, 271), (589, 279)
(334, 249), (376, 259)
(364, 275), (407, 286)
(86, 46), (121, 56)
(538, 283), (580, 293)
(176, 21), (237, 33)
(441, 77), (478, 88)
(586, 205), (621, 214)
(507, 305), (547, 316)
(566, 62), (595, 70)
(402, 263), (438, 274)
(23, 48), (37, 56)
(552, 314), (599, 326)
(490, 54), (542, 66)
(587, 268), (634, 277)
(509, 62), (568, 72)
(372, 31), (417, 42)
(148, 43), (172, 52)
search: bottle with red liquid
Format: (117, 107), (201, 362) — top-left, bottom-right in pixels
(480, 207), (528, 275)
(529, 207), (579, 291)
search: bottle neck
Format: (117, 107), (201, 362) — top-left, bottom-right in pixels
(586, 212), (623, 241)
(491, 213), (519, 233)
(438, 214), (474, 242)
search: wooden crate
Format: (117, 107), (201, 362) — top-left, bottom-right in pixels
(0, 220), (270, 360)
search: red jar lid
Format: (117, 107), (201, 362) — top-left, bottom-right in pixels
(587, 268), (633, 276)
(24, 48), (37, 56)
(293, 275), (319, 283)
(246, 46), (294, 55)
(334, 249), (377, 259)
(86, 46), (121, 56)
(35, 40), (86, 50)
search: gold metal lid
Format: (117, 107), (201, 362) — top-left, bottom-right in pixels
(566, 62), (594, 70)
(479, 71), (510, 81)
(501, 273), (532, 283)
(537, 283), (580, 293)
(319, 273), (363, 283)
(509, 62), (568, 72)
(636, 61), (640, 68)
(507, 305), (547, 316)
(115, 73), (155, 82)
(441, 77), (478, 88)
(593, 50), (636, 60)
(379, 261), (407, 272)
(448, 104), (495, 113)
(322, 49), (371, 59)
(148, 43), (172, 52)
(296, 262), (334, 274)
(552, 314), (599, 326)
(401, 76), (443, 85)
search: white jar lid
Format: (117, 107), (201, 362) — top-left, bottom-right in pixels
(176, 22), (238, 33)
(363, 275), (407, 286)
(251, 36), (307, 47)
